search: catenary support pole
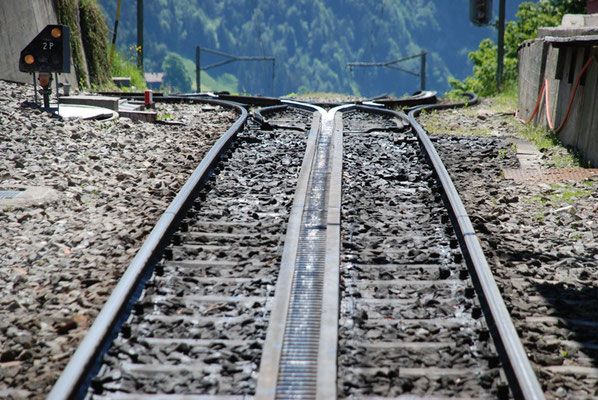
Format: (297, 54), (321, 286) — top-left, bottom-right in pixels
(421, 51), (427, 91)
(196, 46), (200, 92)
(497, 0), (506, 90)
(137, 0), (143, 71)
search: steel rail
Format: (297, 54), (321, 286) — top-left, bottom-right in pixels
(47, 99), (248, 400)
(252, 104), (290, 128)
(255, 100), (325, 399)
(406, 98), (544, 400)
(353, 96), (544, 400)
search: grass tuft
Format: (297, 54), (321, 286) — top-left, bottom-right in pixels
(109, 50), (146, 92)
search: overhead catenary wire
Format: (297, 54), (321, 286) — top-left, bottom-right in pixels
(195, 46), (275, 96)
(250, 0), (274, 95)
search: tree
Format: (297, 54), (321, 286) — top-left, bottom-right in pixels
(162, 53), (191, 92)
(450, 0), (587, 96)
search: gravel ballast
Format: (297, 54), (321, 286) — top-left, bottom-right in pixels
(0, 80), (237, 399)
(87, 108), (310, 398)
(419, 103), (598, 398)
(2, 80), (597, 398)
(338, 111), (503, 398)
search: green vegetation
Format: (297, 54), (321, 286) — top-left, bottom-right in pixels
(486, 84), (519, 113)
(97, 0), (519, 96)
(523, 184), (593, 206)
(497, 143), (517, 160)
(57, 0), (112, 89)
(520, 125), (560, 151)
(519, 123), (589, 168)
(450, 0), (586, 96)
(79, 0), (111, 87)
(163, 53), (191, 92)
(110, 49), (146, 91)
(519, 182), (594, 223)
(178, 56), (239, 93)
(56, 0), (88, 88)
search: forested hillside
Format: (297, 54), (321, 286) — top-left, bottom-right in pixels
(98, 0), (527, 96)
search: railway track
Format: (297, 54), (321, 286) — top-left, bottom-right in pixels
(428, 127), (598, 397)
(48, 95), (547, 399)
(337, 109), (502, 398)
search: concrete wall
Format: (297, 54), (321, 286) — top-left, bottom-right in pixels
(0, 0), (77, 86)
(558, 45), (598, 164)
(518, 37), (598, 166)
(518, 40), (548, 122)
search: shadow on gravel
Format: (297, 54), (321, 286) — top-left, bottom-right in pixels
(530, 280), (598, 368)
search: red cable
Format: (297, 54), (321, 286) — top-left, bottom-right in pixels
(554, 56), (596, 133)
(517, 56), (596, 132)
(516, 79), (546, 124)
(544, 78), (554, 130)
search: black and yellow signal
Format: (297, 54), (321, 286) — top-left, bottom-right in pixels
(19, 25), (71, 73)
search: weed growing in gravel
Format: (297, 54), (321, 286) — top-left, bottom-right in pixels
(497, 143), (517, 160)
(497, 149), (509, 159)
(488, 86), (518, 113)
(554, 185), (593, 203)
(521, 184), (593, 209)
(158, 112), (174, 121)
(521, 125), (558, 150)
(519, 125), (588, 168)
(534, 211), (546, 222)
(420, 108), (492, 136)
(518, 181), (594, 224)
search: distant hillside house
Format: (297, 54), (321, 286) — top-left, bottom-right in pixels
(145, 72), (164, 90)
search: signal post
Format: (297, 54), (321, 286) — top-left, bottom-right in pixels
(469, 0), (506, 91)
(18, 24), (71, 110)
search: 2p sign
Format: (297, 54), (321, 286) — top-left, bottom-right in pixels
(19, 25), (71, 73)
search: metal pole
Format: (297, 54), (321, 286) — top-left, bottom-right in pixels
(55, 72), (60, 99)
(196, 46), (200, 92)
(497, 0), (505, 90)
(32, 73), (38, 105)
(420, 51), (427, 91)
(271, 59), (275, 96)
(137, 0), (143, 72)
(109, 0), (122, 67)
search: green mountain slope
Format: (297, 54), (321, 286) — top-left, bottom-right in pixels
(98, 0), (528, 96)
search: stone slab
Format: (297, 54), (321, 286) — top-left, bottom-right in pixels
(57, 104), (117, 120)
(112, 77), (131, 88)
(503, 168), (598, 184)
(509, 137), (544, 170)
(562, 13), (598, 27)
(118, 110), (157, 123)
(0, 186), (58, 209)
(59, 95), (120, 111)
(538, 26), (598, 38)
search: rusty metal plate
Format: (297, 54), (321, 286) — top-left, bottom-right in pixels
(503, 168), (598, 184)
